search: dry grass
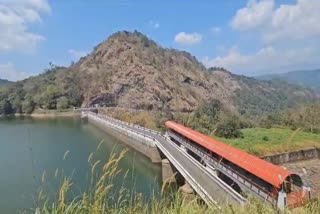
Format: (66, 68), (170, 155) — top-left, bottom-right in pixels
(30, 147), (320, 214)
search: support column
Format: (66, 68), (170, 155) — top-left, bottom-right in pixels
(162, 159), (177, 184)
(179, 181), (196, 202)
(150, 147), (162, 163)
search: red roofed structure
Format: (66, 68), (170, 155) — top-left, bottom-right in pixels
(165, 121), (311, 208)
(165, 121), (294, 188)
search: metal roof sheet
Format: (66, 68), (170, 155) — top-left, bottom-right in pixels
(165, 121), (295, 188)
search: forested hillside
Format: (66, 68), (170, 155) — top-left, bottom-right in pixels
(0, 79), (12, 86)
(0, 31), (318, 116)
(256, 69), (320, 92)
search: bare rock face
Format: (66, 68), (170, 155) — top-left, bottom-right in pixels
(68, 31), (236, 111)
(65, 31), (316, 113)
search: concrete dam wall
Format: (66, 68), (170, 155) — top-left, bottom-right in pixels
(84, 112), (162, 163)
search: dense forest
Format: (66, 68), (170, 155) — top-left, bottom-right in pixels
(0, 64), (82, 115)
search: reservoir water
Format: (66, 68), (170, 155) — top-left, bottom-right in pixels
(0, 116), (161, 213)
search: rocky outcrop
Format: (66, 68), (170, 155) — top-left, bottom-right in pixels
(61, 31), (318, 113)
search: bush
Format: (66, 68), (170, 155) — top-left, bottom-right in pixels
(21, 99), (35, 114)
(155, 111), (174, 131)
(57, 96), (70, 109)
(262, 136), (269, 141)
(215, 120), (243, 139)
(0, 99), (13, 115)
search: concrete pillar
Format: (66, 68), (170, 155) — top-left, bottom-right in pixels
(150, 147), (162, 163)
(179, 181), (195, 203)
(162, 159), (177, 184)
(277, 191), (287, 209)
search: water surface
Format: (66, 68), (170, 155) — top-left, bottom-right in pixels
(0, 116), (161, 213)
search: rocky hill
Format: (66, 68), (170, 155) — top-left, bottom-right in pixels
(71, 31), (239, 112)
(0, 31), (317, 115)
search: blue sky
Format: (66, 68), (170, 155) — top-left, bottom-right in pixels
(0, 0), (319, 81)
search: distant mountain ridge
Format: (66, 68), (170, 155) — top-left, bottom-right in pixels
(0, 31), (318, 115)
(256, 69), (320, 91)
(0, 79), (12, 86)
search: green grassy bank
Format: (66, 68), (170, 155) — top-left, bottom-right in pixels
(215, 128), (320, 156)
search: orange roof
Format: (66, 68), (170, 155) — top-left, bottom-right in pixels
(165, 121), (295, 189)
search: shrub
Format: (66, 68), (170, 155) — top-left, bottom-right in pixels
(21, 99), (35, 114)
(262, 136), (269, 141)
(57, 96), (70, 109)
(0, 99), (13, 115)
(215, 120), (243, 139)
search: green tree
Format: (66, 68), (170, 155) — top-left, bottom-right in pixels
(39, 85), (62, 109)
(194, 99), (222, 123)
(0, 100), (13, 115)
(304, 104), (320, 133)
(57, 97), (70, 110)
(21, 99), (35, 114)
(215, 123), (243, 139)
(215, 115), (244, 138)
(187, 99), (224, 134)
(8, 93), (22, 113)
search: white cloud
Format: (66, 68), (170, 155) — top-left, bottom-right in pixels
(208, 0), (320, 75)
(148, 20), (160, 29)
(204, 47), (249, 69)
(231, 0), (274, 31)
(174, 32), (202, 45)
(0, 62), (31, 81)
(0, 0), (50, 52)
(266, 0), (320, 42)
(231, 0), (320, 43)
(68, 49), (88, 61)
(211, 27), (221, 34)
(203, 46), (319, 75)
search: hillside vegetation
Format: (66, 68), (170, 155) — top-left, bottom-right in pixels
(257, 69), (320, 92)
(260, 103), (320, 133)
(0, 79), (12, 86)
(216, 127), (320, 156)
(103, 101), (320, 155)
(0, 31), (317, 116)
(175, 102), (320, 154)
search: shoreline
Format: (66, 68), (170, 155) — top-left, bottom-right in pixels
(14, 111), (80, 118)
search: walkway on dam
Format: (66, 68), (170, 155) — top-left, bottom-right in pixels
(84, 112), (247, 207)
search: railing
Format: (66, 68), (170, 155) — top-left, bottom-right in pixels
(84, 111), (246, 207)
(86, 112), (160, 147)
(164, 136), (247, 206)
(84, 111), (312, 209)
(168, 131), (274, 203)
(156, 137), (221, 207)
(87, 111), (161, 135)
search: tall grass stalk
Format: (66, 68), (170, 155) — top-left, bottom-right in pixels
(33, 148), (319, 214)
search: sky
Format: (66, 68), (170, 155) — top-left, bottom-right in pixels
(0, 0), (320, 81)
